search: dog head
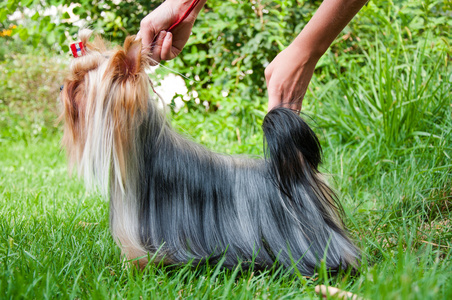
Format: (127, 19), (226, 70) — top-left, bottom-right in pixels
(59, 29), (151, 192)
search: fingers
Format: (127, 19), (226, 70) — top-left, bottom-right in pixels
(161, 32), (174, 60)
(148, 31), (179, 63)
(268, 99), (302, 112)
(286, 102), (302, 112)
(267, 90), (281, 112)
(267, 79), (302, 112)
(268, 89), (302, 112)
(266, 59), (306, 112)
(139, 17), (156, 53)
(149, 31), (167, 64)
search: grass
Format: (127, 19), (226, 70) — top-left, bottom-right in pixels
(1, 132), (451, 298)
(1, 2), (451, 298)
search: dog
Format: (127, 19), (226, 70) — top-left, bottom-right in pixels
(59, 29), (359, 275)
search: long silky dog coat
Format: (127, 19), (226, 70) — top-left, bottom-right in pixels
(60, 30), (359, 275)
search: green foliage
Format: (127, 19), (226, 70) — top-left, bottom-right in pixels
(0, 0), (161, 51)
(315, 35), (450, 150)
(176, 0), (316, 103)
(1, 0), (321, 137)
(300, 0), (452, 185)
(0, 43), (64, 144)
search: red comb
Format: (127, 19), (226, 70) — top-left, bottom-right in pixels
(70, 42), (86, 58)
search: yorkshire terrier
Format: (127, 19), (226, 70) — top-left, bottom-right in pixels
(59, 29), (359, 275)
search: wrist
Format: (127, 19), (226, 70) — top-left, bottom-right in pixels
(285, 38), (323, 68)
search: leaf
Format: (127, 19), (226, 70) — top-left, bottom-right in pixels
(22, 0), (34, 6)
(46, 22), (56, 32)
(31, 11), (40, 21)
(46, 30), (56, 45)
(18, 28), (29, 41)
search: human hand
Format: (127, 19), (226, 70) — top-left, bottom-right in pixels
(264, 0), (368, 112)
(137, 0), (206, 63)
(265, 44), (319, 112)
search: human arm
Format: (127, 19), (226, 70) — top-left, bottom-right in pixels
(265, 0), (368, 111)
(137, 0), (207, 62)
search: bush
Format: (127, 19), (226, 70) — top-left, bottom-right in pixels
(0, 42), (66, 143)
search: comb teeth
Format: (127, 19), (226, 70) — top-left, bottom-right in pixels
(70, 42), (86, 58)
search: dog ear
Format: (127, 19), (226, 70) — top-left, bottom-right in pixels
(124, 37), (142, 75)
(110, 36), (142, 78)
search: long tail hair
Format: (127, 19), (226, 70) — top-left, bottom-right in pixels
(263, 108), (359, 270)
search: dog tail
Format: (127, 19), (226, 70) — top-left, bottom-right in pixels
(262, 107), (359, 271)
